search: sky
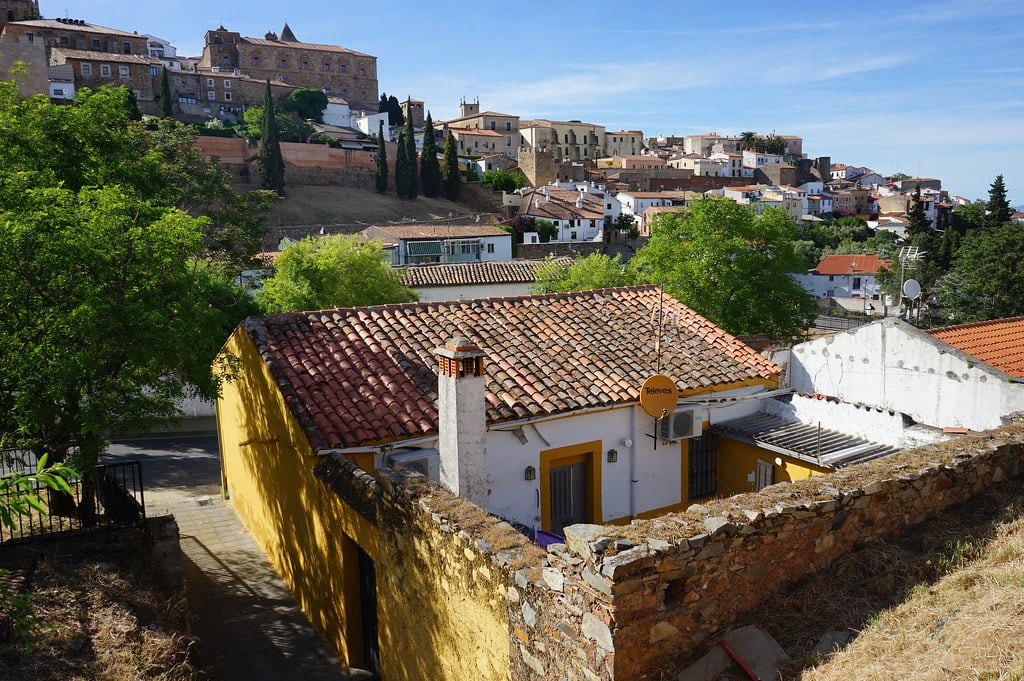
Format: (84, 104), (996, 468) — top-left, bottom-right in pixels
(45, 0), (1024, 204)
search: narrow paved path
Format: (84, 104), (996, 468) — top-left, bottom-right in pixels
(105, 435), (356, 681)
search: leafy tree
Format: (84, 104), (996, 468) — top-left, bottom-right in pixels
(419, 112), (443, 198)
(535, 219), (557, 243)
(890, 172), (911, 182)
(739, 131), (757, 151)
(387, 95), (404, 126)
(0, 80), (265, 481)
(983, 174), (1013, 229)
(628, 197), (816, 339)
(951, 202), (984, 235)
(613, 212), (640, 243)
(374, 120), (388, 194)
(159, 66), (173, 119)
(532, 253), (633, 294)
(906, 184), (932, 237)
(242, 104), (314, 144)
(286, 88), (328, 122)
(402, 110), (418, 199)
(257, 235), (417, 312)
(1, 455), (77, 634)
(442, 130), (460, 201)
(481, 168), (524, 193)
(938, 222), (1024, 323)
(125, 88), (142, 121)
(256, 81), (285, 193)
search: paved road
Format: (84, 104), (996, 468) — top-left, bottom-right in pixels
(105, 435), (358, 680)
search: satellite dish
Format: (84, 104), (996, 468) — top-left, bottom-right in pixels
(903, 279), (921, 299)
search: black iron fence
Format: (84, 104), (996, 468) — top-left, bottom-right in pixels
(814, 314), (873, 332)
(0, 450), (145, 544)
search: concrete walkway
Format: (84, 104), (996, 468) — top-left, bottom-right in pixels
(105, 435), (355, 681)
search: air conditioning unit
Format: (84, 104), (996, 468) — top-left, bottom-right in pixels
(658, 408), (708, 441)
(388, 449), (440, 482)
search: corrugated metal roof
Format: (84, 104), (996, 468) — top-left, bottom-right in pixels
(714, 413), (899, 469)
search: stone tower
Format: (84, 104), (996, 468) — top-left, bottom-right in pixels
(1, 0), (40, 22)
(518, 147), (557, 188)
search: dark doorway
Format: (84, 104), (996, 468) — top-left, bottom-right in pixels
(688, 432), (718, 501)
(549, 460), (587, 534)
(357, 547), (381, 680)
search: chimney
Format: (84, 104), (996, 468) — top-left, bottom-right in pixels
(435, 337), (487, 506)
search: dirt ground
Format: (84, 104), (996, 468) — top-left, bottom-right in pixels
(256, 184), (476, 227)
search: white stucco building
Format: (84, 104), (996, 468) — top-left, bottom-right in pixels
(786, 317), (1024, 432)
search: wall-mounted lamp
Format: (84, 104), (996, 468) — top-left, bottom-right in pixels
(774, 457), (784, 467)
(606, 449), (618, 463)
(524, 465), (536, 481)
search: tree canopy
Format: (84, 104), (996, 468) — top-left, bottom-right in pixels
(285, 88), (328, 123)
(0, 82), (261, 468)
(481, 168), (524, 193)
(374, 120), (388, 194)
(938, 222), (1024, 323)
(628, 197), (816, 339)
(256, 234), (418, 313)
(532, 253), (633, 294)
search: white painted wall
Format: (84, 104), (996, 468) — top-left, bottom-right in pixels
(787, 319), (1024, 431)
(414, 282), (534, 302)
(323, 100), (352, 128)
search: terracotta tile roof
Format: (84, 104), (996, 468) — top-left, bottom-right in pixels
(242, 286), (781, 449)
(928, 317), (1024, 379)
(361, 223), (510, 240)
(52, 48), (161, 65)
(812, 254), (891, 276)
(518, 188), (605, 221)
(241, 36), (371, 57)
(399, 258), (572, 287)
(11, 19), (140, 38)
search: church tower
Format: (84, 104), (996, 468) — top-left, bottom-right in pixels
(1, 0), (40, 23)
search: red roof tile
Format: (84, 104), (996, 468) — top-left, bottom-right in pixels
(243, 287), (780, 449)
(928, 317), (1024, 379)
(399, 258), (572, 287)
(813, 254), (891, 276)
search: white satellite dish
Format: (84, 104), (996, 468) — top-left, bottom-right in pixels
(903, 278), (921, 299)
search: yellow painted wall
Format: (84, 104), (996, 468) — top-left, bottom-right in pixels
(714, 437), (830, 498)
(216, 328), (511, 681)
(216, 329), (379, 667)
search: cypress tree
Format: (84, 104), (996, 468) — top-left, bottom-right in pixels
(395, 131), (410, 198)
(442, 129), (460, 201)
(906, 184), (931, 237)
(387, 95), (403, 126)
(420, 112), (442, 198)
(375, 120), (388, 194)
(125, 88), (142, 121)
(159, 66), (173, 119)
(257, 81), (285, 194)
(984, 174), (1013, 229)
(378, 92), (388, 113)
(403, 106), (418, 200)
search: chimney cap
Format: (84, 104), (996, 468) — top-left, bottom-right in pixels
(435, 336), (485, 360)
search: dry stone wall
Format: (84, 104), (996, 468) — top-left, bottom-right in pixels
(314, 424), (1024, 680)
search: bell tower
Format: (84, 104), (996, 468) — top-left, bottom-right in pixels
(1, 0), (40, 23)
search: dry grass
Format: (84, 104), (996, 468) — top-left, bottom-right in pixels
(0, 529), (205, 681)
(259, 185), (472, 227)
(733, 477), (1024, 680)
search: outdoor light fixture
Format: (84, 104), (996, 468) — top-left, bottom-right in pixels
(607, 449), (618, 463)
(524, 466), (536, 481)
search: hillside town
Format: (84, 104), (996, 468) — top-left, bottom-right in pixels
(2, 2), (1024, 681)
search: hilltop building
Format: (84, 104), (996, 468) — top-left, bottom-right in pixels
(198, 23), (378, 112)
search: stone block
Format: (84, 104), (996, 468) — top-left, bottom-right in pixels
(582, 612), (614, 652)
(703, 517), (735, 535)
(696, 541), (725, 560)
(564, 524), (608, 560)
(543, 567), (565, 592)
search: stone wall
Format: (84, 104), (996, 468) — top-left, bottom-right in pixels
(518, 241), (605, 260)
(328, 423), (1024, 680)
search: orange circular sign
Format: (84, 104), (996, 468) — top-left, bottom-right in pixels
(640, 375), (678, 418)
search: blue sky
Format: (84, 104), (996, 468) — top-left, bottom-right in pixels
(50, 0), (1024, 204)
